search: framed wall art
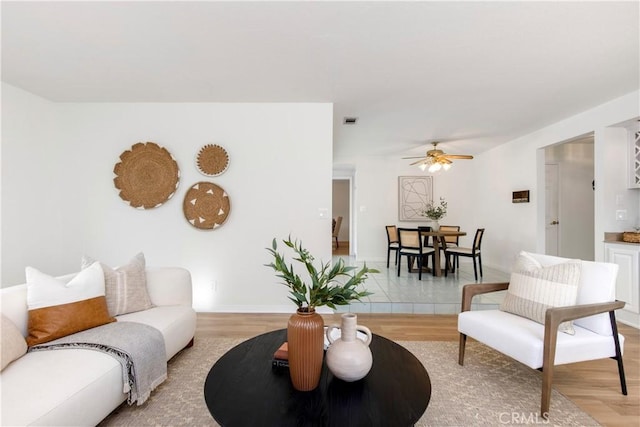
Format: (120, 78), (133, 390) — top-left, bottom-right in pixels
(398, 176), (433, 221)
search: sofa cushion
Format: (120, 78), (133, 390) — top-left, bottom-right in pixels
(500, 252), (581, 334)
(0, 348), (126, 426)
(26, 262), (115, 346)
(1, 314), (27, 371)
(458, 309), (623, 369)
(82, 253), (153, 316)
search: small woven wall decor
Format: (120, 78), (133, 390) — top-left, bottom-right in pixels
(196, 144), (229, 176)
(113, 142), (180, 209)
(183, 181), (231, 230)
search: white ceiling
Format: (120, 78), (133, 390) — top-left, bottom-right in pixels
(2, 1), (638, 159)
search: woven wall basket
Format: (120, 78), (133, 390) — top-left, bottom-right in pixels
(623, 232), (640, 243)
(183, 181), (231, 230)
(113, 142), (180, 209)
(196, 144), (229, 176)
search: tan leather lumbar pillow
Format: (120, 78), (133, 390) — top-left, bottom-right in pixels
(26, 262), (116, 346)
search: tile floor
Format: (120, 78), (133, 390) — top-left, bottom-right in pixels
(333, 255), (510, 315)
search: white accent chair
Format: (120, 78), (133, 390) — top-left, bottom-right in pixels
(457, 252), (627, 418)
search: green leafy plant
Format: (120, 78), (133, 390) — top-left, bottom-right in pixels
(422, 197), (448, 220)
(265, 236), (378, 311)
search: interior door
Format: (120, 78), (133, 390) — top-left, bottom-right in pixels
(545, 164), (560, 256)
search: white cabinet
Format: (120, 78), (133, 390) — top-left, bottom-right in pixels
(605, 242), (640, 328)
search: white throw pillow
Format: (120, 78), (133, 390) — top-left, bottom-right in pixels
(500, 252), (581, 335)
(1, 314), (28, 371)
(25, 262), (115, 346)
(81, 252), (153, 316)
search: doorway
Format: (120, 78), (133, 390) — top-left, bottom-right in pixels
(332, 178), (351, 256)
(544, 134), (595, 260)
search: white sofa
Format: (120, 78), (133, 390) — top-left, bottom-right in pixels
(0, 267), (197, 426)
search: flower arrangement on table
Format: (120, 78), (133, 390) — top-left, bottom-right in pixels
(421, 197), (448, 220)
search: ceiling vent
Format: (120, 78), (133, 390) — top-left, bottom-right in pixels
(343, 117), (358, 125)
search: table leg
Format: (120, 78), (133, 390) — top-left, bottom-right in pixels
(432, 238), (442, 276)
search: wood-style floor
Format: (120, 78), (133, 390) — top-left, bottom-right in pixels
(196, 313), (639, 427)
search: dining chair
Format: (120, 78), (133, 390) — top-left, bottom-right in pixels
(332, 216), (343, 249)
(436, 225), (459, 274)
(397, 228), (435, 280)
(385, 225), (400, 268)
(438, 225), (460, 248)
(446, 228), (485, 281)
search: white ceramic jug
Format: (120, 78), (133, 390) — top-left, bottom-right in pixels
(325, 313), (373, 382)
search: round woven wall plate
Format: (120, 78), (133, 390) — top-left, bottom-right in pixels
(196, 144), (229, 176)
(113, 142), (180, 209)
(183, 181), (231, 230)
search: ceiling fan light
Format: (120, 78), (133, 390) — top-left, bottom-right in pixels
(428, 163), (441, 173)
(419, 163), (427, 171)
(442, 163), (451, 171)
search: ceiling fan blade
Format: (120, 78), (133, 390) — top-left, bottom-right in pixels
(442, 154), (474, 160)
(409, 158), (429, 166)
(402, 156), (427, 159)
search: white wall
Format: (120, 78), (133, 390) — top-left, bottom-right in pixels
(1, 83), (334, 312)
(347, 90), (639, 272)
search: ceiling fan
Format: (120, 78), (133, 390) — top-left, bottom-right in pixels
(403, 142), (473, 172)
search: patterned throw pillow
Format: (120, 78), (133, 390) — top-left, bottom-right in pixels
(1, 314), (28, 370)
(500, 252), (581, 335)
(26, 262), (116, 346)
(81, 253), (153, 316)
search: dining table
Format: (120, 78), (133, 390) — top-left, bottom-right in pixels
(418, 229), (467, 277)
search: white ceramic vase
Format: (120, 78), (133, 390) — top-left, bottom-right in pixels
(325, 313), (373, 382)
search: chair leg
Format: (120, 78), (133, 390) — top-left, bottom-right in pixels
(472, 258), (478, 281)
(609, 311), (628, 395)
(417, 255), (423, 280)
(478, 254), (483, 277)
(386, 249), (390, 268)
(397, 255), (402, 277)
(458, 333), (467, 365)
(444, 254), (449, 277)
(335, 236), (339, 248)
(541, 363), (554, 418)
(541, 319), (560, 418)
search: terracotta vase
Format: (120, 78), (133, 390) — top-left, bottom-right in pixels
(287, 308), (325, 391)
(325, 313), (373, 382)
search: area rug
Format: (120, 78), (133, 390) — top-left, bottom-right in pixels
(99, 338), (600, 426)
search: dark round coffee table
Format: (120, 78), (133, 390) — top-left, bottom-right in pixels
(204, 329), (431, 426)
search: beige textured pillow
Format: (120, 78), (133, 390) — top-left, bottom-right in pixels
(1, 314), (28, 371)
(500, 253), (581, 335)
(81, 253), (153, 316)
(26, 262), (116, 346)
